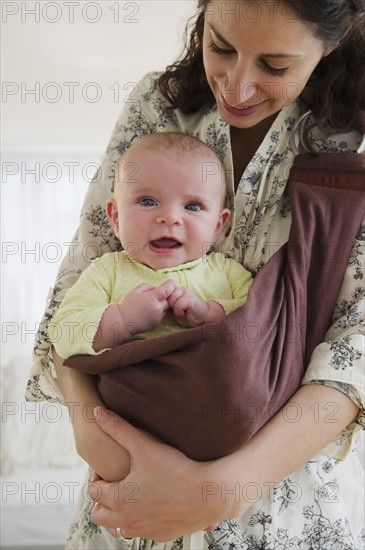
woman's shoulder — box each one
[134,70,164,99]
[295,102,365,154]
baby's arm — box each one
[93,279,179,351]
[168,287,226,328]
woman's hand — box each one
[89,408,242,542]
[74,412,131,482]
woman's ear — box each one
[106,198,120,238]
[322,43,337,58]
[214,208,231,239]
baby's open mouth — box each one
[150,238,182,249]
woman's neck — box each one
[230,113,278,190]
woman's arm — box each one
[89,383,358,542]
[52,349,131,482]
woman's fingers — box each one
[90,471,102,484]
[90,485,139,532]
[93,407,159,451]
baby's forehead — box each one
[119,140,217,163]
[119,149,223,188]
[117,146,224,187]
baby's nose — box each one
[156,214,183,226]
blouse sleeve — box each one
[301,215,365,428]
[26,71,178,403]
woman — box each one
[27,0,365,548]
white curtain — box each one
[1,149,92,474]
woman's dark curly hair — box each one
[158,0,365,130]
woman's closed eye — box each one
[260,60,289,77]
[209,41,290,77]
[209,40,235,57]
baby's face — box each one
[107,147,230,270]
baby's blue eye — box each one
[185,203,201,212]
[139,197,157,206]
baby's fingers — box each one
[167,286,186,309]
[133,283,156,293]
[172,296,190,318]
[151,280,179,302]
[158,279,180,294]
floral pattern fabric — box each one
[26,72,365,549]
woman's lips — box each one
[220,94,267,117]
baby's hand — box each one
[120,280,179,335]
[167,287,210,327]
[168,288,226,327]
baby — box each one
[50,132,253,359]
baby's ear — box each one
[214,208,231,238]
[106,198,119,236]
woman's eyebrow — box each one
[263,53,302,59]
[209,23,302,59]
[209,23,234,48]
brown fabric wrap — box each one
[66,153,365,461]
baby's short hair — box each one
[124,132,223,166]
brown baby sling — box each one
[66,148,365,461]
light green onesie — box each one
[50,251,253,359]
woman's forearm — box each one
[53,348,131,481]
[210,383,359,517]
[53,346,105,419]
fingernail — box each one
[94,406,109,422]
[89,482,102,501]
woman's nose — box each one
[224,65,260,106]
[156,213,183,226]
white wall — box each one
[2,0,196,150]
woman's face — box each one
[203,0,330,128]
